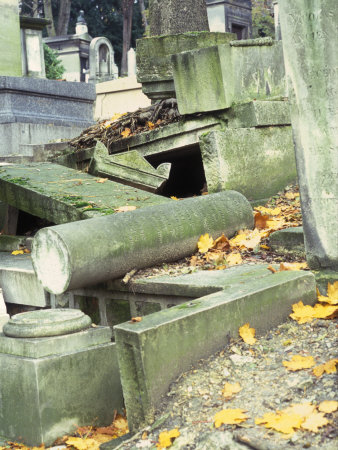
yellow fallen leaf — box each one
[290,301,337,324]
[301,412,329,432]
[317,281,338,305]
[318,401,338,413]
[121,127,131,138]
[283,403,316,418]
[255,411,302,434]
[230,229,261,250]
[130,317,142,323]
[11,250,24,255]
[260,244,270,250]
[226,252,243,267]
[239,323,256,345]
[170,196,178,200]
[279,262,308,271]
[156,429,180,449]
[214,409,248,427]
[285,192,299,200]
[282,354,315,371]
[254,211,270,229]
[66,437,99,450]
[213,234,230,251]
[255,206,281,216]
[222,382,242,398]
[147,121,155,129]
[96,178,108,183]
[197,233,214,254]
[114,205,137,213]
[313,359,338,377]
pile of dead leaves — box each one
[70,99,180,151]
[190,185,303,270]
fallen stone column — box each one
[32,191,253,294]
[279,0,338,270]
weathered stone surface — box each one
[0,252,48,307]
[269,227,305,257]
[0,163,169,224]
[279,0,338,270]
[199,127,296,202]
[89,149,171,193]
[3,309,92,338]
[0,235,28,251]
[0,290,9,331]
[32,191,253,294]
[0,1,22,77]
[136,32,235,100]
[227,100,291,128]
[114,268,316,430]
[149,0,209,36]
[173,40,286,114]
[0,325,123,446]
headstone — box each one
[0,309,123,446]
[89,37,118,84]
[149,0,209,36]
[20,16,49,78]
[0,0,22,77]
[31,190,254,294]
[127,48,137,77]
[279,0,338,270]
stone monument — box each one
[0,0,22,77]
[88,37,118,84]
[279,0,338,270]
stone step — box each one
[0,162,170,225]
[114,265,317,430]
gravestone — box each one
[89,37,118,84]
[0,0,22,76]
[149,0,209,36]
[127,48,137,77]
[279,0,338,270]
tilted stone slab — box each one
[114,268,316,430]
[32,191,254,294]
[269,227,305,257]
[173,38,286,115]
[199,127,296,202]
[0,163,170,224]
[89,149,171,193]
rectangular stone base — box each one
[0,327,124,446]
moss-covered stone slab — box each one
[89,150,171,193]
[199,127,297,202]
[136,31,235,100]
[227,100,291,128]
[173,39,286,114]
[0,163,170,224]
[114,268,316,430]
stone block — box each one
[199,126,297,203]
[0,76,95,156]
[136,32,235,100]
[0,1,22,77]
[0,162,170,224]
[227,100,291,128]
[0,235,28,252]
[114,268,316,430]
[0,310,124,446]
[269,227,305,257]
[173,39,286,115]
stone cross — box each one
[279,0,338,270]
[148,0,209,36]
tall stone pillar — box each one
[0,0,22,76]
[279,0,338,270]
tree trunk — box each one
[121,0,134,76]
[43,0,56,36]
[56,0,71,36]
[139,0,148,29]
